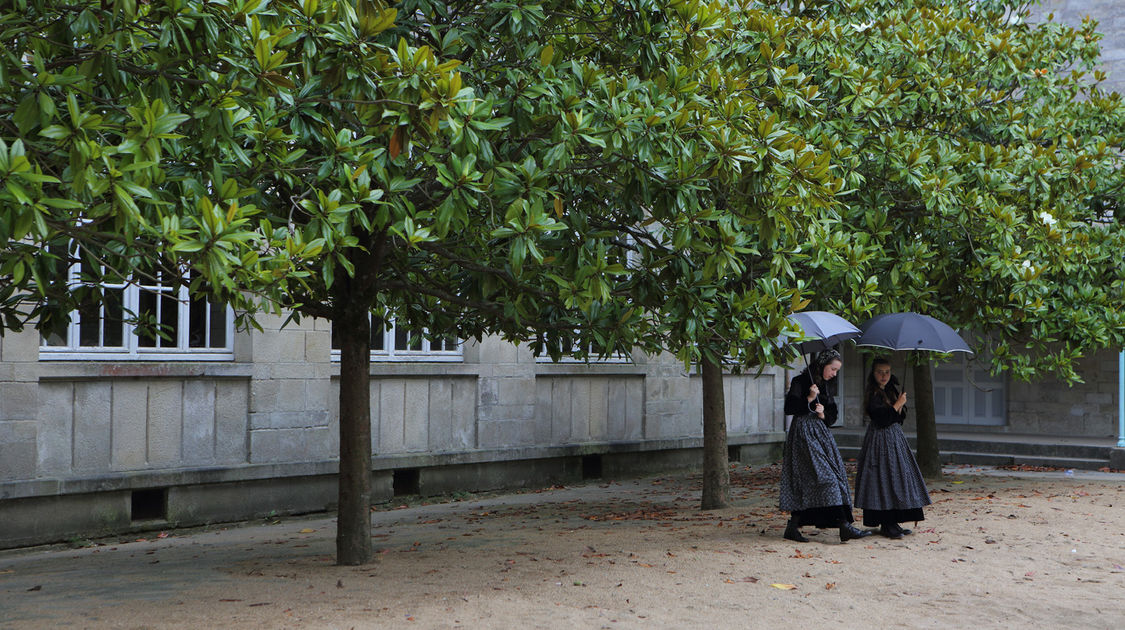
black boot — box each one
[839,522,872,542]
[783,517,809,543]
[880,522,904,539]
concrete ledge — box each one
[835,429,1116,469]
[168,475,340,525]
[534,363,648,377]
[1110,448,1125,471]
[35,362,254,380]
[0,461,341,501]
[731,441,784,465]
[416,458,582,495]
[0,435,786,550]
[377,433,784,470]
[0,491,130,549]
[943,452,1109,470]
[601,449,703,478]
[1,432,784,501]
[0,475,345,550]
[363,364,482,378]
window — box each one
[40,256,234,361]
[331,318,462,362]
[533,333,631,364]
[933,355,1006,426]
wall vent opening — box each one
[393,468,421,496]
[582,455,603,480]
[131,488,167,521]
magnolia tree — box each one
[374,0,847,509]
[777,0,1125,476]
[556,3,844,508]
[1,0,841,560]
[1,0,648,565]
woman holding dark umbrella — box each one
[853,358,931,538]
[780,348,872,543]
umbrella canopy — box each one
[785,311,861,354]
[856,313,973,354]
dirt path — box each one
[1,464,1123,629]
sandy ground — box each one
[1,464,1123,630]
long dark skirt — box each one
[854,421,932,527]
[780,414,854,528]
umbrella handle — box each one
[802,353,819,415]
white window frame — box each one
[40,262,235,362]
[534,334,632,364]
[534,347,632,364]
[331,317,463,363]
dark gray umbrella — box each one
[856,313,973,354]
[786,311,862,354]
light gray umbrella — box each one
[786,311,862,355]
[783,311,859,416]
[783,311,861,374]
[856,313,973,354]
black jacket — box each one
[866,380,907,428]
[785,371,838,426]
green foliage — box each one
[513,0,844,368]
[0,0,628,346]
[777,0,1125,381]
[3,0,1120,375]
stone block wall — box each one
[0,316,787,548]
[247,315,335,464]
[837,343,1120,438]
[1007,352,1120,438]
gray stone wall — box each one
[1008,352,1120,438]
[0,316,785,548]
[838,343,1120,438]
[0,322,40,483]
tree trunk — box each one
[335,308,373,565]
[912,361,943,480]
[700,356,730,510]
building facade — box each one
[836,347,1122,440]
[0,316,788,549]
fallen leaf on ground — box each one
[770,583,797,590]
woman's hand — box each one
[807,383,820,402]
[894,391,907,412]
[814,402,825,418]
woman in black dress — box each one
[853,358,931,539]
[780,348,872,543]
